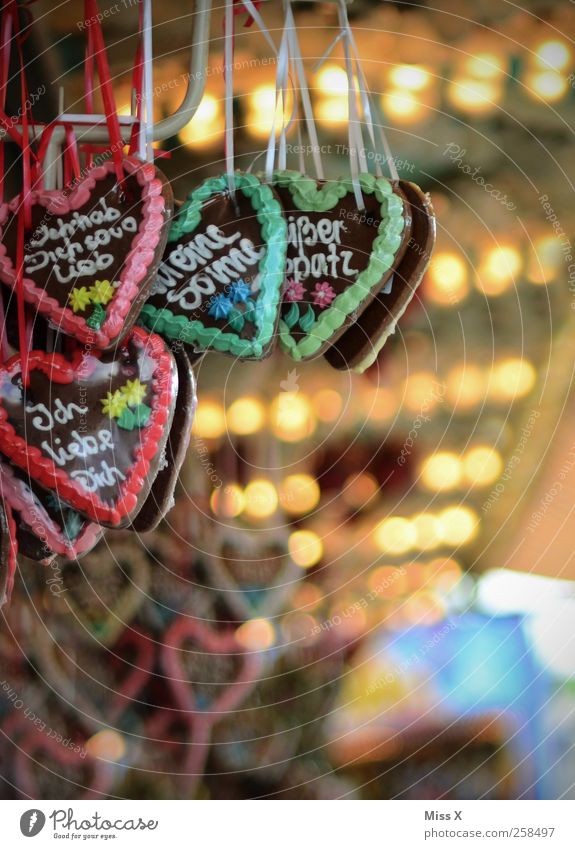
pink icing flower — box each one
[284,278,305,302]
[312,281,336,309]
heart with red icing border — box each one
[0,327,177,527]
[0,156,173,350]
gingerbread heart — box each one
[161,617,262,717]
[0,497,17,606]
[131,348,196,532]
[0,460,102,561]
[325,180,436,372]
[57,536,151,644]
[139,172,287,359]
[0,326,177,527]
[0,156,173,349]
[11,711,115,799]
[31,626,155,732]
[273,171,410,361]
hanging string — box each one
[284,1,323,181]
[223,0,235,196]
[85,0,125,185]
[141,0,154,163]
[265,17,289,183]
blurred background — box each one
[2,0,575,800]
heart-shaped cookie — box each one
[0,461,102,562]
[57,536,151,644]
[325,180,436,372]
[130,348,196,532]
[0,156,173,349]
[0,326,177,527]
[0,497,17,606]
[273,170,410,361]
[161,617,262,717]
[139,172,287,359]
[11,711,115,799]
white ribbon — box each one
[141,0,154,163]
[285,1,324,180]
[265,21,289,182]
[224,0,235,195]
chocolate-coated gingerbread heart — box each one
[0,497,17,606]
[325,180,436,372]
[0,326,177,527]
[0,157,173,349]
[274,170,410,361]
[0,460,102,561]
[140,172,286,359]
[131,348,196,532]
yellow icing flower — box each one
[101,390,127,418]
[70,287,92,313]
[90,280,116,305]
[121,378,147,406]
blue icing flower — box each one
[227,279,252,304]
[208,294,233,320]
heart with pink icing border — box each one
[0,156,173,350]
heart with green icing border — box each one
[273,170,407,361]
[139,172,287,359]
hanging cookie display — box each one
[274,170,409,361]
[140,172,286,359]
[0,327,178,528]
[140,1,286,360]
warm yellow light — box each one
[269,392,316,442]
[389,64,431,91]
[534,40,571,72]
[247,84,292,138]
[427,557,463,592]
[243,479,278,519]
[464,446,503,487]
[316,97,348,126]
[313,388,343,422]
[382,89,424,123]
[446,364,485,410]
[374,516,417,555]
[368,565,407,598]
[527,235,562,284]
[404,372,440,413]
[413,513,443,551]
[403,590,445,625]
[179,94,223,147]
[289,530,324,568]
[477,245,522,296]
[490,358,536,401]
[420,452,463,491]
[448,78,500,114]
[365,387,396,421]
[527,71,568,102]
[193,399,226,439]
[427,252,469,305]
[342,472,379,509]
[86,729,126,761]
[280,474,321,515]
[464,53,505,81]
[316,63,348,96]
[227,397,265,435]
[235,617,275,650]
[210,484,245,518]
[437,505,479,546]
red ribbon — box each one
[84,0,124,184]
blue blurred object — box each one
[382,613,552,799]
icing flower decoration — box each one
[101,390,128,418]
[121,379,147,406]
[284,278,305,302]
[208,294,233,320]
[90,280,116,305]
[70,286,92,313]
[312,281,336,309]
[228,279,252,304]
